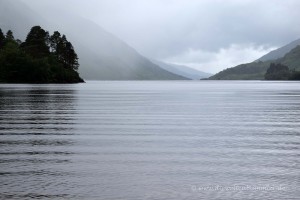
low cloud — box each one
[165,44,277,73]
[23,0,300,73]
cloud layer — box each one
[165,44,276,73]
[23,0,300,72]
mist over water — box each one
[0,81,299,199]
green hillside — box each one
[279,45,300,70]
[209,45,300,80]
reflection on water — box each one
[0,86,76,134]
[0,85,77,199]
[0,81,299,200]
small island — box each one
[0,26,84,83]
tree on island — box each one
[21,26,50,58]
[0,26,84,83]
[0,29,5,49]
[50,33,79,71]
[5,30,15,41]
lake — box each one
[0,81,299,200]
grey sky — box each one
[24,0,300,73]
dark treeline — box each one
[0,26,84,83]
[265,63,300,80]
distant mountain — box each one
[47,15,186,80]
[209,40,300,80]
[151,60,212,80]
[257,38,300,62]
[0,0,185,80]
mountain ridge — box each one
[257,38,300,62]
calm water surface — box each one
[0,81,299,200]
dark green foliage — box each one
[265,63,290,80]
[264,63,300,80]
[0,28,4,49]
[279,45,300,71]
[49,31,61,53]
[64,41,79,70]
[21,26,50,58]
[0,26,84,83]
[5,30,14,41]
[49,32,79,71]
[57,35,79,70]
[289,71,300,80]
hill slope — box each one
[0,0,185,80]
[0,0,44,39]
[209,43,300,80]
[278,45,300,70]
[208,61,272,80]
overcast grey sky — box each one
[24,0,300,73]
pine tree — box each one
[65,41,79,70]
[5,30,15,41]
[54,35,79,70]
[21,26,50,58]
[49,31,61,53]
[0,28,5,49]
